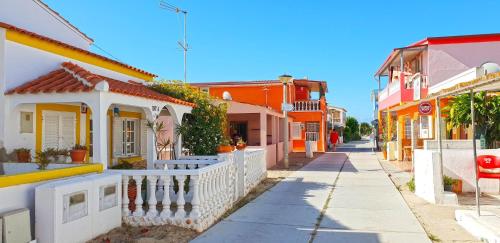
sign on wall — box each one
[418,101,432,115]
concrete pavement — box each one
[192,140,431,243]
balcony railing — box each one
[293,100,321,112]
[378,73,428,106]
[113,150,267,232]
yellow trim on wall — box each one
[119,111,142,119]
[36,104,81,153]
[0,164,103,188]
[6,30,154,81]
[85,109,92,162]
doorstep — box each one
[455,210,500,242]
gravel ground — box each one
[88,152,322,243]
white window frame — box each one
[122,119,139,156]
[291,122,302,140]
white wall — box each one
[4,41,144,92]
[4,103,36,153]
[428,41,500,86]
[0,28,5,147]
[0,0,91,49]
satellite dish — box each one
[480,62,500,75]
[222,91,232,101]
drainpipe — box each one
[436,97,444,202]
[471,90,480,216]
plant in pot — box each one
[35,151,50,170]
[452,179,462,194]
[56,149,69,163]
[443,175,454,192]
[70,144,87,163]
[14,148,31,162]
[217,137,234,153]
[44,148,58,163]
[236,138,247,150]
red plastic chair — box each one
[477,155,500,179]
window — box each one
[20,112,33,133]
[122,119,137,156]
[306,122,320,141]
[291,122,302,139]
[201,87,209,94]
[419,116,432,139]
[404,117,411,139]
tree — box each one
[149,81,228,155]
[346,116,361,141]
[443,92,500,148]
[360,122,373,136]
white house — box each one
[0,0,193,169]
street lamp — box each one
[279,74,293,168]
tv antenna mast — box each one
[159,1,188,82]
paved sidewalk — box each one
[192,140,431,243]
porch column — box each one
[260,112,266,147]
[91,102,109,169]
[144,108,157,169]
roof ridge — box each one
[61,62,97,88]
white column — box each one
[91,101,109,169]
[144,109,157,169]
[259,112,266,147]
[0,29,6,147]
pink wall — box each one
[227,113,261,146]
[428,41,500,86]
[266,144,277,168]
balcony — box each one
[378,72,428,110]
[293,100,321,112]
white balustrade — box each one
[114,148,266,232]
[293,100,321,111]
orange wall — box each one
[289,111,326,152]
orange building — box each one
[191,78,329,153]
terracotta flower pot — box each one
[128,181,137,212]
[217,145,234,153]
[16,151,31,162]
[236,144,246,150]
[452,180,462,194]
[70,149,86,163]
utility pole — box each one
[159,1,188,82]
[279,74,293,169]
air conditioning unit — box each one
[84,173,122,237]
[0,208,32,243]
[35,176,93,243]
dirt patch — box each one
[89,152,322,243]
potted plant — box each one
[35,151,50,170]
[443,175,454,192]
[236,138,247,150]
[56,149,69,163]
[70,144,87,163]
[44,148,58,163]
[217,137,234,153]
[14,148,31,162]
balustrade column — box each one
[122,177,130,216]
[133,176,144,217]
[160,175,171,219]
[146,175,158,217]
[175,175,186,220]
[190,175,201,223]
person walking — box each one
[329,129,339,151]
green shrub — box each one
[407,177,415,192]
[150,81,227,155]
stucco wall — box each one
[428,41,500,86]
[227,113,261,146]
[0,0,91,49]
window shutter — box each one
[42,112,60,150]
[291,122,302,140]
[113,118,123,157]
[140,120,148,157]
[60,113,76,149]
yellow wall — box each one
[6,29,154,81]
[0,164,103,188]
[35,104,81,153]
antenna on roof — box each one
[159,1,188,83]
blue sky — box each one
[45,0,500,122]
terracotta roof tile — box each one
[0,22,157,78]
[6,62,194,107]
